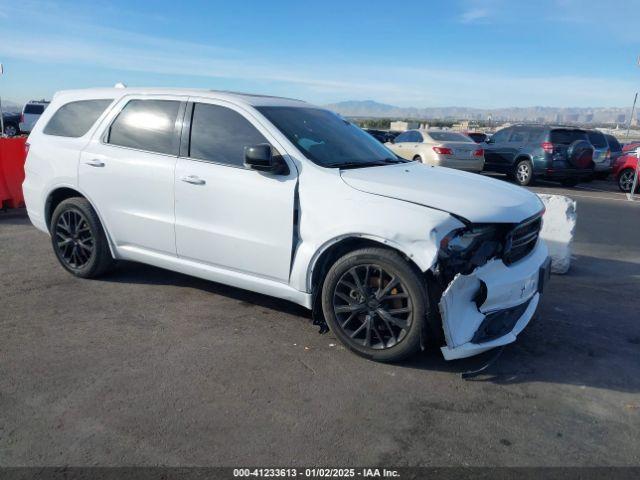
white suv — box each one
[23,88,550,362]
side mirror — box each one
[244,144,287,174]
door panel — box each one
[78,96,185,255]
[174,99,297,282]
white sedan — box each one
[387,130,485,172]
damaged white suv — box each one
[23,88,551,362]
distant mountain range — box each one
[324,100,636,124]
[0,100,22,113]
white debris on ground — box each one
[537,194,577,274]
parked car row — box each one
[377,123,638,191]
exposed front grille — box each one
[503,214,542,265]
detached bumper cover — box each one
[439,240,550,360]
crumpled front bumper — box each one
[438,240,550,360]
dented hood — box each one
[340,162,543,223]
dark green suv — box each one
[483,125,594,186]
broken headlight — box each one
[438,225,503,278]
[440,225,498,255]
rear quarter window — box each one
[43,99,114,138]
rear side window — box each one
[43,99,113,138]
[24,104,45,114]
[606,135,622,152]
[189,103,268,167]
[550,129,587,145]
[586,131,608,148]
[395,131,411,143]
[107,100,181,155]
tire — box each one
[3,123,18,137]
[413,155,423,163]
[560,178,580,187]
[618,168,637,193]
[321,247,427,362]
[50,197,114,278]
[513,159,534,186]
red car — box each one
[613,153,640,192]
[622,141,640,153]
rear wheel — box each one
[513,159,534,186]
[50,197,114,278]
[413,155,423,163]
[321,248,427,362]
[618,168,637,193]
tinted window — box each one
[43,99,113,138]
[586,130,608,148]
[550,129,588,145]
[509,129,529,143]
[409,131,423,142]
[394,132,412,143]
[257,106,400,167]
[107,100,180,155]
[24,104,45,114]
[467,132,487,143]
[490,128,511,143]
[428,131,473,142]
[189,103,268,167]
[606,135,622,152]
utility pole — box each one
[0,63,4,137]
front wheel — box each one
[321,248,427,362]
[618,168,637,193]
[3,123,18,137]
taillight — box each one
[606,149,611,159]
[541,142,554,154]
[25,143,30,156]
[473,148,484,157]
[433,146,453,155]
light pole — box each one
[631,58,640,201]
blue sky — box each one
[0,0,639,107]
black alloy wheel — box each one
[50,197,114,278]
[54,209,95,269]
[321,248,427,362]
[333,264,412,349]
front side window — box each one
[490,128,511,143]
[43,99,113,138]
[107,99,181,155]
[189,103,268,167]
[257,107,401,168]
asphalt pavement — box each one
[1,178,639,467]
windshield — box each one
[427,131,473,142]
[257,106,403,168]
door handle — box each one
[180,175,206,185]
[85,159,105,167]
